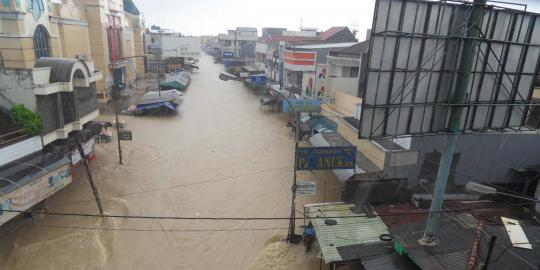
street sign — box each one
[297,181,316,195]
[282,98,321,113]
[250,74,267,86]
[296,146,356,171]
[119,130,132,141]
[222,51,234,59]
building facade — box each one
[0,0,146,100]
[218,27,258,60]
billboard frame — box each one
[358,0,540,140]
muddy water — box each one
[0,53,342,270]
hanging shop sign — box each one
[119,130,133,141]
[296,181,316,195]
[70,138,95,165]
[296,146,356,171]
[282,98,321,113]
[250,74,267,86]
[222,51,234,59]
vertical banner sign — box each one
[278,41,285,88]
[296,146,357,171]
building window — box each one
[117,28,123,58]
[33,25,51,59]
[350,67,359,78]
[107,24,123,62]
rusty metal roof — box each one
[305,202,390,263]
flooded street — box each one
[0,53,342,270]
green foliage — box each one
[10,104,43,135]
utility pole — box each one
[419,0,486,245]
[112,68,124,165]
[76,137,104,214]
[157,30,164,96]
[288,107,301,243]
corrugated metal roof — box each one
[305,202,390,263]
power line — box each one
[49,164,292,207]
[3,201,536,221]
[25,224,294,233]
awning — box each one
[309,132,364,182]
[305,202,391,264]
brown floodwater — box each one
[0,53,343,270]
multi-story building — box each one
[0,0,146,101]
[0,0,142,225]
[218,27,258,60]
[145,25,201,73]
[255,26,358,88]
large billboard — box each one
[359,0,540,139]
[160,36,201,59]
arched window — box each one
[33,25,51,59]
[107,26,123,61]
[117,28,123,58]
[107,26,115,61]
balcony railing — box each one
[0,129,29,148]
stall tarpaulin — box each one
[0,163,72,224]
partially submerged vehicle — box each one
[159,71,191,91]
[132,89,183,115]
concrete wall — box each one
[382,133,540,190]
[36,94,61,134]
[0,68,37,111]
[333,90,361,117]
[74,83,98,117]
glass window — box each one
[33,25,51,59]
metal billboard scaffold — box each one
[358,0,540,246]
[359,0,540,139]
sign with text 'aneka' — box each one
[296,146,356,171]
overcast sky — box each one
[134,0,540,38]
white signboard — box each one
[297,181,316,195]
[70,138,95,165]
[0,164,72,224]
[160,36,201,59]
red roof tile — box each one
[320,26,347,40]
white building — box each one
[218,27,258,59]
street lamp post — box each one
[218,72,302,243]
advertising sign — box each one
[119,130,133,141]
[282,98,321,113]
[297,182,316,195]
[223,51,234,59]
[160,36,201,59]
[250,74,267,86]
[296,146,356,171]
[0,164,72,224]
[70,138,95,165]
